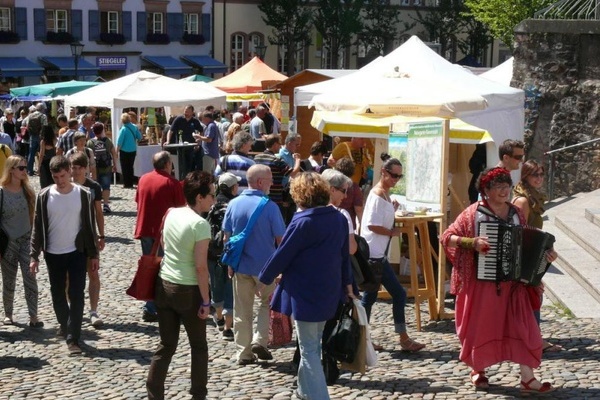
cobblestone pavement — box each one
[1,179,600,400]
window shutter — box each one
[123,11,132,41]
[89,10,100,41]
[167,13,183,41]
[14,8,27,40]
[33,8,46,41]
[137,12,146,41]
[71,9,82,40]
[202,13,210,42]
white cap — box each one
[218,172,241,188]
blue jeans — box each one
[295,320,330,400]
[208,259,233,315]
[361,258,407,334]
[140,237,164,315]
[45,251,87,344]
[28,136,40,175]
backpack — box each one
[27,112,43,138]
[90,137,111,168]
[206,201,228,261]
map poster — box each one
[406,121,444,204]
[389,131,408,196]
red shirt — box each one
[134,169,185,239]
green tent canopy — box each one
[180,74,213,83]
[10,80,101,98]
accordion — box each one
[476,222,556,286]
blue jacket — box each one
[259,206,352,322]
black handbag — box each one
[0,188,9,257]
[356,234,391,292]
[325,302,360,363]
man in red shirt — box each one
[134,151,185,321]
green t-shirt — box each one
[159,207,211,285]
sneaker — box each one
[142,310,158,322]
[68,342,82,355]
[103,204,111,214]
[237,356,257,366]
[212,315,225,331]
[90,312,104,328]
[251,344,273,360]
[222,328,234,341]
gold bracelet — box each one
[459,237,475,250]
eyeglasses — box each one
[385,169,403,180]
[490,184,511,191]
[530,173,544,178]
[511,154,524,161]
[13,166,27,171]
[334,186,348,195]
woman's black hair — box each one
[380,152,402,169]
[42,125,56,144]
[183,171,214,206]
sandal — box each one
[470,371,489,390]
[520,378,556,394]
[3,316,13,325]
[400,338,426,352]
[542,341,563,353]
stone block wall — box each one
[513,20,600,197]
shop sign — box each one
[97,56,127,70]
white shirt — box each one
[46,185,82,254]
[361,191,395,258]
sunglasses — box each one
[13,166,27,171]
[385,169,404,179]
[511,154,524,161]
[334,186,348,195]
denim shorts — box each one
[97,172,112,190]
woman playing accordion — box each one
[441,167,557,394]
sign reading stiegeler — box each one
[97,56,127,70]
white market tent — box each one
[64,70,227,143]
[480,57,514,87]
[299,36,524,163]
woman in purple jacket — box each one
[258,172,354,400]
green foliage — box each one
[314,0,364,68]
[362,0,414,55]
[259,0,313,75]
[464,0,555,49]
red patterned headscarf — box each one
[477,167,512,196]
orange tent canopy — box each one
[210,57,287,93]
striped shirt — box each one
[253,150,291,204]
[214,152,255,190]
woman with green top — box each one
[146,171,215,400]
[512,159,562,353]
[116,113,141,189]
[0,155,43,327]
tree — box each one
[464,0,554,50]
[361,0,414,56]
[412,0,469,61]
[259,0,313,76]
[459,17,493,63]
[314,0,364,68]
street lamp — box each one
[70,41,84,81]
[254,44,267,61]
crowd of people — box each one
[0,99,560,399]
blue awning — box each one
[141,56,192,76]
[0,57,44,77]
[181,55,228,74]
[39,57,98,76]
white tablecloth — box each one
[134,145,162,177]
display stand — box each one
[163,143,199,180]
[394,212,443,331]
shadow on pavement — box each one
[108,211,137,218]
[101,321,158,336]
[0,356,50,371]
[80,344,153,364]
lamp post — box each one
[70,41,84,81]
[254,44,267,61]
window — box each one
[277,45,305,74]
[184,13,199,35]
[248,33,263,59]
[107,11,119,34]
[231,34,245,71]
[0,8,11,31]
[47,9,68,32]
[147,12,163,34]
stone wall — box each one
[513,20,600,198]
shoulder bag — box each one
[0,188,9,257]
[325,301,360,363]
[221,196,269,272]
[357,236,391,293]
[126,208,171,301]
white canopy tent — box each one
[480,57,514,86]
[64,70,227,143]
[299,37,524,164]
